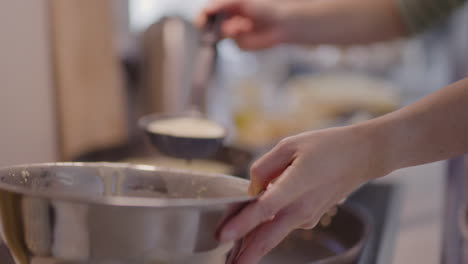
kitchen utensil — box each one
[225,178,367,264]
[260,204,371,264]
[190,13,224,112]
[70,146,372,264]
[226,238,243,264]
[0,163,255,264]
[140,17,199,115]
[139,113,227,160]
[227,204,370,264]
[141,13,226,160]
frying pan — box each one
[261,204,371,264]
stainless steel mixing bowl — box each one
[0,163,253,264]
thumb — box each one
[249,139,296,195]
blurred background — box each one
[0,0,459,165]
[0,0,467,263]
[0,0,457,165]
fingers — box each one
[222,16,253,37]
[249,139,297,195]
[194,0,245,28]
[233,206,303,264]
[220,163,307,243]
[194,0,283,50]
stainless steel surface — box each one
[138,15,226,160]
[0,163,253,264]
[442,157,465,264]
[140,17,199,115]
[351,183,400,264]
[457,157,468,263]
[225,198,252,264]
[226,238,243,264]
[139,113,226,160]
[72,141,253,179]
[0,203,370,264]
[442,5,468,263]
[138,14,225,160]
[260,205,371,264]
[459,202,468,263]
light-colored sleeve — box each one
[397,0,467,33]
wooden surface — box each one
[49,0,128,160]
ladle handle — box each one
[202,13,225,45]
[190,13,225,113]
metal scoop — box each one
[139,112,226,160]
[141,14,226,160]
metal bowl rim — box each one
[0,162,255,208]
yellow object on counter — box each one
[233,72,400,149]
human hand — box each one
[195,0,297,50]
[219,124,389,264]
[196,0,408,49]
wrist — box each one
[351,117,398,181]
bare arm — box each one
[375,78,468,173]
[199,0,467,49]
[280,0,408,45]
[197,0,408,49]
[219,79,468,264]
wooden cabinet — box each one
[49,0,128,160]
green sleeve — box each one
[397,0,467,34]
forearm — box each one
[281,0,408,45]
[367,78,468,175]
